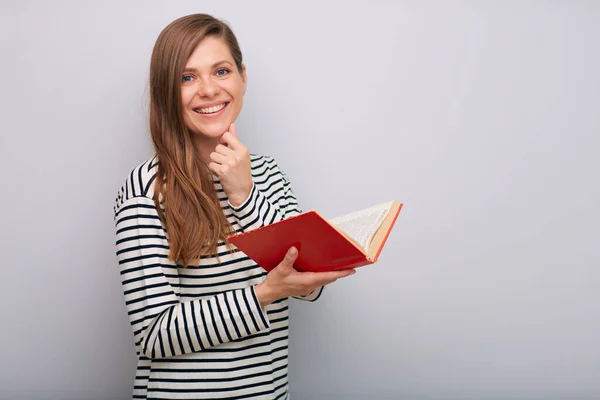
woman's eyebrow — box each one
[184,60,233,72]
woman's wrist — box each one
[227,188,251,207]
[255,281,279,307]
[226,180,254,208]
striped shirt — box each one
[113,154,322,400]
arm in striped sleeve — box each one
[115,195,271,359]
[229,156,301,232]
[226,157,324,302]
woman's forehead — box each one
[186,37,233,67]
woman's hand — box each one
[208,123,253,207]
[255,247,357,306]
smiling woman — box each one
[113,13,355,400]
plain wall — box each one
[1,1,598,399]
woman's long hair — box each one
[149,14,243,266]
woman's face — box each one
[181,36,247,142]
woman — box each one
[114,14,355,399]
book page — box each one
[328,201,393,251]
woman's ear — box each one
[241,64,248,95]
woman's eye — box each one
[182,75,193,82]
[216,68,230,77]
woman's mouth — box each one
[194,102,229,115]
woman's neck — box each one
[193,136,220,166]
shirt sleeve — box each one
[228,157,301,232]
[294,287,324,302]
[227,156,324,302]
[115,195,271,360]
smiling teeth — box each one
[196,103,227,114]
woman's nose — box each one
[197,78,220,98]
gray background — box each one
[1,1,599,399]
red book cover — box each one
[228,202,402,272]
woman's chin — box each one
[189,123,230,141]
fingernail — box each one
[289,247,297,257]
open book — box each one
[227,200,403,272]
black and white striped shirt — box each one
[114,154,322,400]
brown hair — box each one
[149,14,243,266]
